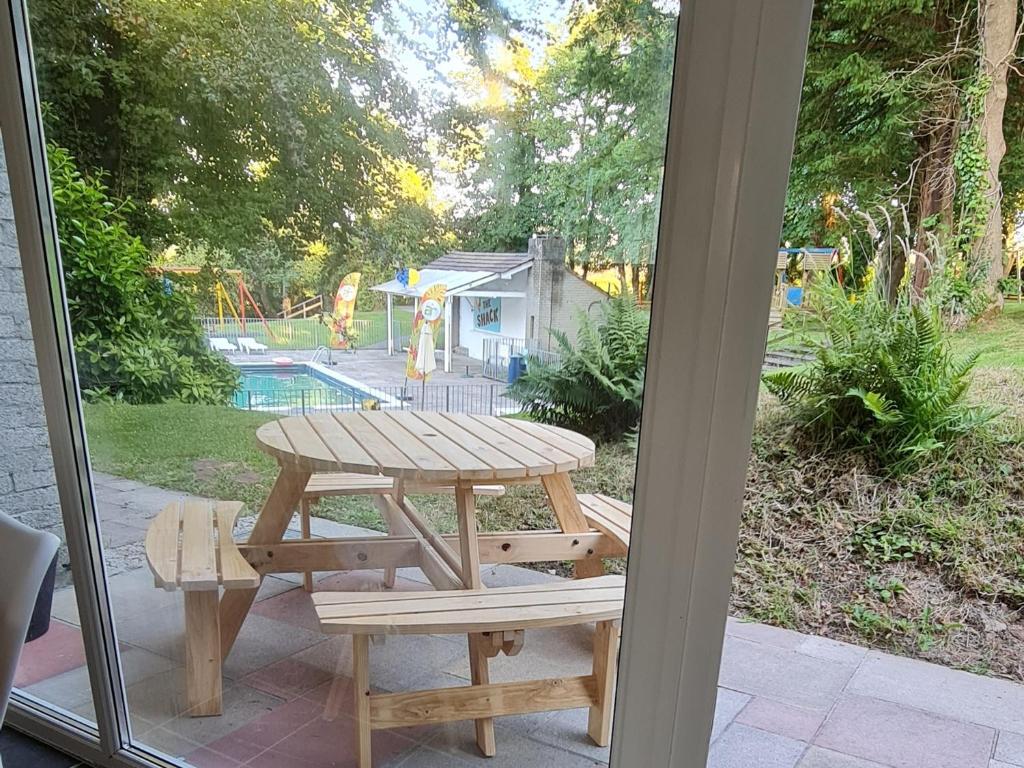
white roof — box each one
[371,269,500,298]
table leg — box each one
[301,497,314,592]
[455,483,496,756]
[541,473,605,578]
[184,590,221,716]
[220,466,311,659]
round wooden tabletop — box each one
[256,411,595,481]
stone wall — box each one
[525,234,609,350]
[0,141,63,542]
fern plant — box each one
[508,294,649,437]
[763,278,995,471]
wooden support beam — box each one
[238,531,617,574]
[374,495,462,590]
[368,675,598,730]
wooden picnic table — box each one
[218,411,607,664]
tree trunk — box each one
[616,262,627,294]
[974,0,1018,309]
[630,263,641,297]
[911,100,958,295]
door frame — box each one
[0,0,812,765]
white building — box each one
[372,234,609,372]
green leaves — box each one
[763,277,995,471]
[508,294,649,437]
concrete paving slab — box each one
[797,747,889,767]
[737,697,826,742]
[707,723,806,768]
[424,720,607,766]
[996,731,1024,766]
[815,694,995,768]
[712,688,752,741]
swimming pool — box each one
[232,362,398,412]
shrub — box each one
[508,294,648,437]
[762,278,995,471]
[50,144,238,404]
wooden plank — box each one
[369,676,598,730]
[314,575,625,605]
[578,494,632,550]
[278,417,339,471]
[455,484,483,589]
[354,412,458,481]
[334,412,420,478]
[468,414,583,472]
[373,495,462,591]
[441,413,557,476]
[542,473,605,578]
[304,472,507,498]
[213,501,260,589]
[588,620,619,746]
[415,411,530,480]
[353,635,372,768]
[305,413,381,476]
[317,601,625,635]
[314,587,625,621]
[179,500,219,590]
[386,412,497,480]
[499,418,595,468]
[240,531,617,573]
[145,502,182,591]
[184,590,222,716]
[468,633,496,756]
[219,467,310,659]
[300,497,313,593]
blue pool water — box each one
[232,364,385,412]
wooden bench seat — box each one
[144,499,257,716]
[313,575,625,767]
[577,493,632,555]
[299,473,507,592]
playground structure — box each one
[770,247,838,325]
[153,266,280,343]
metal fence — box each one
[201,314,440,352]
[480,336,562,381]
[233,382,519,416]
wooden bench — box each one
[313,575,625,768]
[144,499,259,716]
[299,473,507,591]
[577,493,632,555]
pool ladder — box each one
[310,346,329,364]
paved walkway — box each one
[20,472,1024,768]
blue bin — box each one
[508,355,527,384]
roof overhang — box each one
[371,269,499,298]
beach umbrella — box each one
[415,321,437,380]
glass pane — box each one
[24,0,677,763]
[1,144,92,728]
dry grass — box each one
[734,370,1024,681]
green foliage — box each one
[508,295,649,437]
[763,278,995,470]
[952,75,993,254]
[50,144,237,404]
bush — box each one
[508,294,648,437]
[762,279,995,471]
[50,145,238,404]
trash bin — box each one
[508,354,527,384]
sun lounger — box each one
[209,337,237,352]
[237,337,268,354]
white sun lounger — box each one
[237,337,268,354]
[209,337,237,352]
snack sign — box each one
[472,297,501,332]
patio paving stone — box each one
[240,657,335,701]
[994,763,1021,768]
[848,651,1024,734]
[201,696,325,763]
[814,694,995,768]
[711,688,752,741]
[717,634,860,710]
[706,723,807,768]
[796,746,889,767]
[524,705,612,762]
[442,624,593,684]
[423,720,607,767]
[996,730,1024,766]
[736,697,826,742]
[14,620,86,687]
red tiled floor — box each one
[184,746,244,768]
[245,715,419,768]
[14,621,87,687]
[242,657,334,701]
[315,572,432,594]
[202,696,324,763]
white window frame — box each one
[0,0,812,766]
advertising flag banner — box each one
[331,272,360,349]
[406,284,446,381]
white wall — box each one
[456,271,529,359]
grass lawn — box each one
[205,307,416,351]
